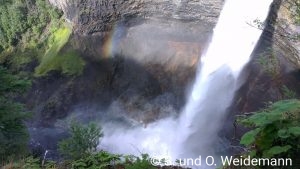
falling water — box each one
[42,150,49,166]
[175,0,273,160]
[100,0,272,168]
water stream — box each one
[100,0,272,168]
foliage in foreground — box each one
[58,122,104,160]
[71,152,157,169]
[124,153,156,169]
[56,121,156,169]
[238,99,300,159]
[1,152,159,169]
[71,151,122,169]
[0,66,31,162]
[1,119,157,169]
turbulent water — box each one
[100,0,272,168]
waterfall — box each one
[175,0,273,160]
[100,0,272,168]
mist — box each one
[98,0,272,168]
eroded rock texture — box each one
[28,0,223,124]
[26,0,225,155]
[27,0,300,157]
[273,0,300,68]
[28,0,223,134]
[49,0,222,34]
[227,0,300,152]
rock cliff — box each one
[27,0,224,153]
[49,0,222,34]
[273,0,300,68]
[41,0,300,135]
[228,0,300,151]
[236,0,300,113]
[29,0,300,156]
[34,0,224,124]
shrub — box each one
[0,0,62,50]
[35,27,85,77]
[281,85,297,99]
[58,121,103,160]
[124,154,156,169]
[1,156,58,169]
[0,0,64,72]
[0,66,31,162]
[256,48,280,79]
[72,151,121,169]
[238,99,300,159]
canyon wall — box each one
[30,0,224,127]
[28,0,300,155]
[229,0,300,149]
[49,0,222,34]
[273,0,300,68]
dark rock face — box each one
[29,0,300,157]
[225,0,300,152]
[272,0,300,68]
[235,0,300,113]
[27,0,224,155]
[31,0,225,126]
[50,0,223,34]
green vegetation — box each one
[124,154,156,169]
[1,152,158,169]
[35,27,85,76]
[0,0,63,71]
[2,156,58,169]
[281,85,297,99]
[294,0,300,24]
[58,121,104,160]
[0,0,85,76]
[56,122,156,169]
[71,151,121,169]
[0,66,31,162]
[256,48,298,101]
[0,0,62,50]
[256,48,280,79]
[238,99,300,159]
[1,1,298,169]
[1,120,157,168]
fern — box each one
[71,151,121,169]
[124,154,156,169]
[281,85,297,99]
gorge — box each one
[25,0,300,164]
[0,0,300,168]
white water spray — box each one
[175,0,273,159]
[100,0,272,167]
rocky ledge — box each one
[49,0,223,34]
